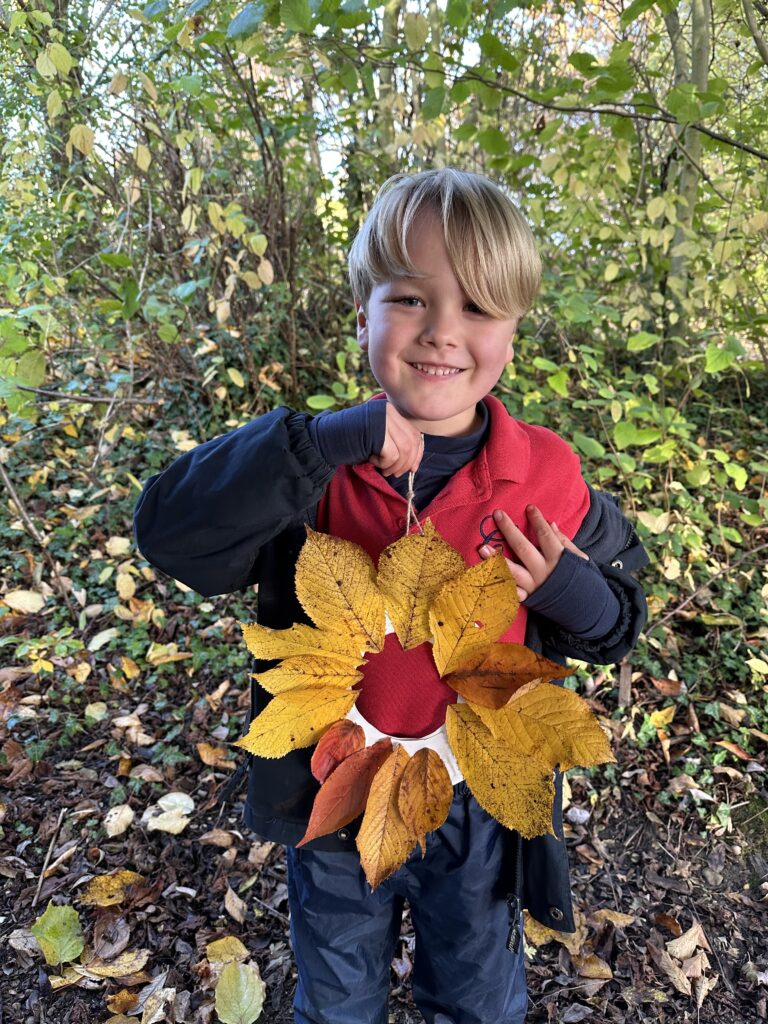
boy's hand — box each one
[369,403,424,478]
[478,504,588,601]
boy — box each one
[135,169,647,1024]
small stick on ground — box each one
[32,808,67,909]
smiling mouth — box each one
[409,362,465,377]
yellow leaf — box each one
[249,233,268,256]
[3,590,45,613]
[208,201,226,233]
[572,952,613,979]
[446,703,554,839]
[397,748,453,838]
[69,124,94,157]
[377,519,465,649]
[650,705,676,729]
[47,90,62,122]
[48,42,74,75]
[134,144,151,171]
[217,299,231,325]
[253,655,363,695]
[109,71,129,94]
[76,948,150,977]
[356,745,413,889]
[241,271,262,290]
[234,686,358,758]
[116,572,136,600]
[214,961,266,1024]
[137,70,158,102]
[258,258,274,285]
[207,936,250,964]
[36,51,56,78]
[121,656,140,678]
[430,554,519,676]
[240,621,363,665]
[295,529,386,654]
[475,682,615,772]
[227,367,244,387]
[196,742,235,769]
[445,643,568,708]
[106,536,132,557]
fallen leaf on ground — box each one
[80,869,144,907]
[214,960,266,1024]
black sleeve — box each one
[536,487,648,665]
[133,408,335,597]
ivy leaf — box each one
[445,644,568,709]
[430,553,519,676]
[295,528,386,654]
[214,961,266,1024]
[310,719,366,783]
[234,686,358,758]
[377,518,465,650]
[446,704,555,838]
[30,902,85,966]
[474,681,616,772]
[356,745,413,889]
[255,655,363,697]
[299,737,393,845]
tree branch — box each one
[743,0,768,65]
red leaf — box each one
[310,719,366,783]
[298,738,393,847]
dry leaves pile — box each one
[237,522,615,887]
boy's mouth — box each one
[409,362,464,377]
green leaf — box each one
[568,51,597,76]
[476,128,508,156]
[120,278,140,319]
[15,349,45,387]
[48,42,75,75]
[725,462,747,490]
[446,0,470,30]
[227,3,265,38]
[283,0,313,33]
[30,902,84,966]
[421,87,445,121]
[547,369,569,397]
[306,394,337,410]
[99,252,133,268]
[666,84,701,123]
[620,0,656,27]
[614,422,661,449]
[627,331,659,352]
[705,343,738,374]
[572,432,606,458]
[404,12,429,50]
[158,323,178,343]
[143,0,170,18]
[215,961,265,1024]
[478,32,520,72]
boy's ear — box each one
[506,320,518,362]
[355,301,369,352]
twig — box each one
[32,807,67,909]
[251,893,290,926]
[14,384,159,406]
[0,460,76,621]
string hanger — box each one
[404,434,425,536]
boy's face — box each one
[356,213,518,437]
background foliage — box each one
[1,0,768,1014]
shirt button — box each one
[337,828,350,841]
[611,559,624,570]
[549,906,564,921]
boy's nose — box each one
[419,318,457,348]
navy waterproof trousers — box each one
[285,782,528,1024]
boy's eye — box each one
[392,295,422,306]
[466,303,486,315]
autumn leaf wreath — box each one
[236,520,614,889]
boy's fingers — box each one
[492,509,543,571]
[525,505,563,561]
[552,522,589,560]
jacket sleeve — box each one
[536,487,648,665]
[133,408,334,597]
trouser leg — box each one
[406,786,528,1024]
[285,846,403,1024]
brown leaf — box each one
[298,738,393,847]
[356,745,413,889]
[397,749,453,838]
[588,909,635,929]
[666,920,711,959]
[718,703,746,728]
[524,909,588,955]
[648,942,692,996]
[106,990,139,1013]
[310,719,366,783]
[198,829,235,848]
[714,740,753,761]
[196,742,235,770]
[651,676,683,696]
[572,953,613,979]
[445,643,567,708]
[653,911,683,937]
[224,884,246,924]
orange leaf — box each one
[445,643,568,708]
[356,745,414,889]
[310,719,366,783]
[298,738,393,847]
[397,749,453,839]
[714,740,753,761]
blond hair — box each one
[348,168,541,320]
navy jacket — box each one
[134,406,648,932]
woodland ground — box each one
[1,644,767,1024]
